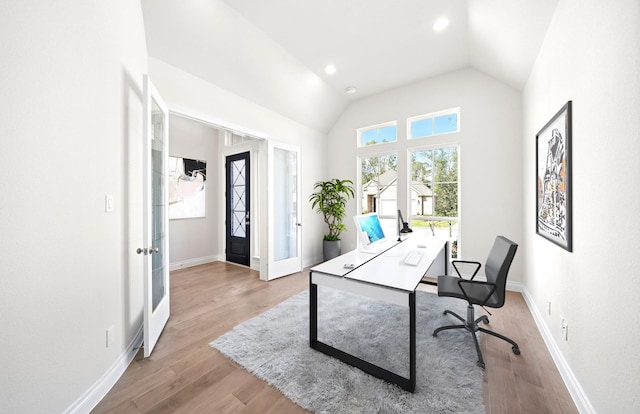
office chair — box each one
[433,235,520,368]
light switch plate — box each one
[106,325,115,347]
[105,195,114,212]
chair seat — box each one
[437,275,500,308]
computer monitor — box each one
[354,213,387,251]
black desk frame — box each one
[309,279,416,392]
[308,241,448,393]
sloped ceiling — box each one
[142,0,558,133]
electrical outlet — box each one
[106,326,115,348]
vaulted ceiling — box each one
[142,0,558,132]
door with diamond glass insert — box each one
[226,152,250,266]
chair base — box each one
[433,305,520,369]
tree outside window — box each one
[410,147,459,256]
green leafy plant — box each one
[309,178,355,241]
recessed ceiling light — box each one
[432,17,449,32]
[345,86,358,94]
[324,64,336,75]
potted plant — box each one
[309,178,355,261]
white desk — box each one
[309,236,449,392]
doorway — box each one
[225,151,251,266]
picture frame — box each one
[536,101,572,251]
[168,156,207,219]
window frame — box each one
[407,145,460,251]
[357,120,398,148]
[407,107,460,140]
[355,109,462,257]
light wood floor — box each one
[92,262,578,414]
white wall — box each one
[0,1,148,413]
[168,115,221,268]
[522,1,640,412]
[327,68,523,277]
[148,58,328,267]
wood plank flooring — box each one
[92,262,578,414]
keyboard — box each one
[403,251,423,266]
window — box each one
[355,109,461,257]
[409,108,459,139]
[358,122,397,147]
[409,146,459,256]
[360,153,398,236]
[360,153,398,215]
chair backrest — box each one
[484,236,518,308]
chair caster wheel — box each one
[512,347,521,355]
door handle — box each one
[136,247,159,255]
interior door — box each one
[141,76,170,358]
[267,141,302,279]
[226,151,251,266]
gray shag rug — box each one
[210,287,484,413]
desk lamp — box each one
[397,210,413,241]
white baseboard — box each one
[170,255,219,271]
[304,255,324,269]
[64,326,143,414]
[519,285,596,414]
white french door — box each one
[267,141,302,279]
[141,76,170,357]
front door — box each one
[141,76,170,358]
[226,152,250,266]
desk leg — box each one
[409,291,416,392]
[309,275,416,393]
[445,240,450,275]
[310,275,317,346]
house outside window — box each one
[360,153,398,238]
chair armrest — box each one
[457,279,497,306]
[452,260,482,280]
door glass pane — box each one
[231,159,247,238]
[151,99,165,311]
[274,148,298,261]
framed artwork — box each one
[168,156,207,219]
[536,101,572,251]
